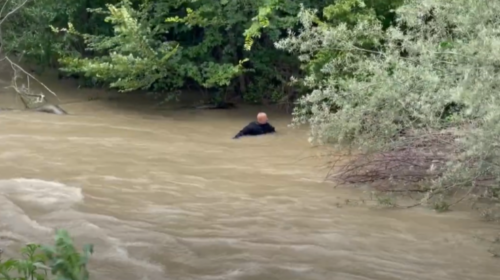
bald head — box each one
[257,112,268,124]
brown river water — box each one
[0,69,499,280]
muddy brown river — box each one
[0,70,499,280]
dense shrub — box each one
[277,0,500,208]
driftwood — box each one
[33,104,67,115]
[0,104,68,115]
[328,130,458,191]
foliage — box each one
[51,0,308,100]
[277,0,500,207]
[0,0,400,104]
[0,230,93,280]
[55,1,184,92]
[0,0,115,70]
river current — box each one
[0,69,499,280]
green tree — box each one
[1,0,116,70]
[1,0,401,105]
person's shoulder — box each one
[241,121,257,130]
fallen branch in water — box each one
[328,130,456,189]
[325,125,500,213]
[5,56,60,108]
[0,0,58,109]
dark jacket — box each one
[233,121,276,139]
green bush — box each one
[0,230,93,280]
[276,0,500,207]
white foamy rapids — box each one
[0,194,53,247]
[0,179,82,246]
[0,179,166,279]
[38,210,170,279]
[0,178,83,209]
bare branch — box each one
[0,0,29,26]
[5,56,58,97]
[0,0,58,109]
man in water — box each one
[233,112,276,139]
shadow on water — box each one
[0,65,499,280]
